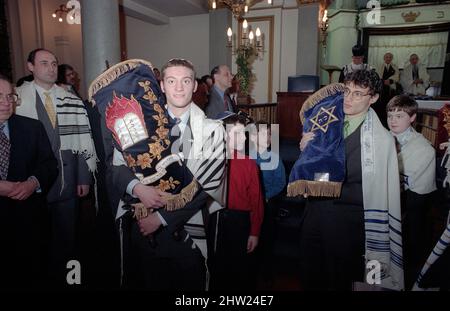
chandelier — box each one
[51,0,81,24]
[210,1,272,58]
[210,0,272,20]
[227,19,263,58]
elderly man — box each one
[0,74,58,289]
[401,54,430,96]
[205,64,235,119]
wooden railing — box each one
[236,103,277,124]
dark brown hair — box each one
[27,48,56,65]
[161,58,196,80]
[386,95,418,116]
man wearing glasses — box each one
[299,70,404,290]
[0,74,58,289]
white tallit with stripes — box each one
[413,212,450,290]
[361,108,404,291]
[114,103,226,258]
[15,81,98,173]
[180,103,227,258]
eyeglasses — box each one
[343,88,372,101]
[0,93,19,103]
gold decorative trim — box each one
[164,180,199,212]
[88,59,155,105]
[401,11,420,23]
[131,179,200,220]
[287,179,342,198]
[300,83,345,123]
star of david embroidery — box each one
[309,106,339,133]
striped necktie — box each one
[0,123,10,180]
[43,91,57,128]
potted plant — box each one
[235,46,254,104]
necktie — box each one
[224,94,231,112]
[412,65,419,81]
[343,120,350,138]
[0,124,10,180]
[43,92,57,128]
[393,136,402,154]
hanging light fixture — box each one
[210,0,272,19]
[212,1,269,58]
[226,18,263,58]
[51,0,81,25]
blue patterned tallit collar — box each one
[392,127,414,148]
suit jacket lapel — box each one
[7,115,22,180]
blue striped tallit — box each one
[413,213,450,290]
[361,109,404,290]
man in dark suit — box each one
[205,65,235,119]
[15,48,97,287]
[0,74,58,289]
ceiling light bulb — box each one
[322,10,328,22]
[256,27,261,37]
[212,1,216,9]
[52,13,57,18]
[243,19,248,29]
[227,27,232,37]
[244,5,248,13]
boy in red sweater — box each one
[209,112,264,290]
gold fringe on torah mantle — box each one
[131,180,199,220]
[88,59,155,106]
[300,83,346,124]
[165,179,199,211]
[287,179,342,198]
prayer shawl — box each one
[400,63,430,95]
[376,63,399,91]
[397,128,436,195]
[15,81,98,174]
[361,108,404,290]
[413,213,450,290]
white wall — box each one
[125,14,210,77]
[280,8,298,92]
[297,4,319,76]
[10,0,85,96]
